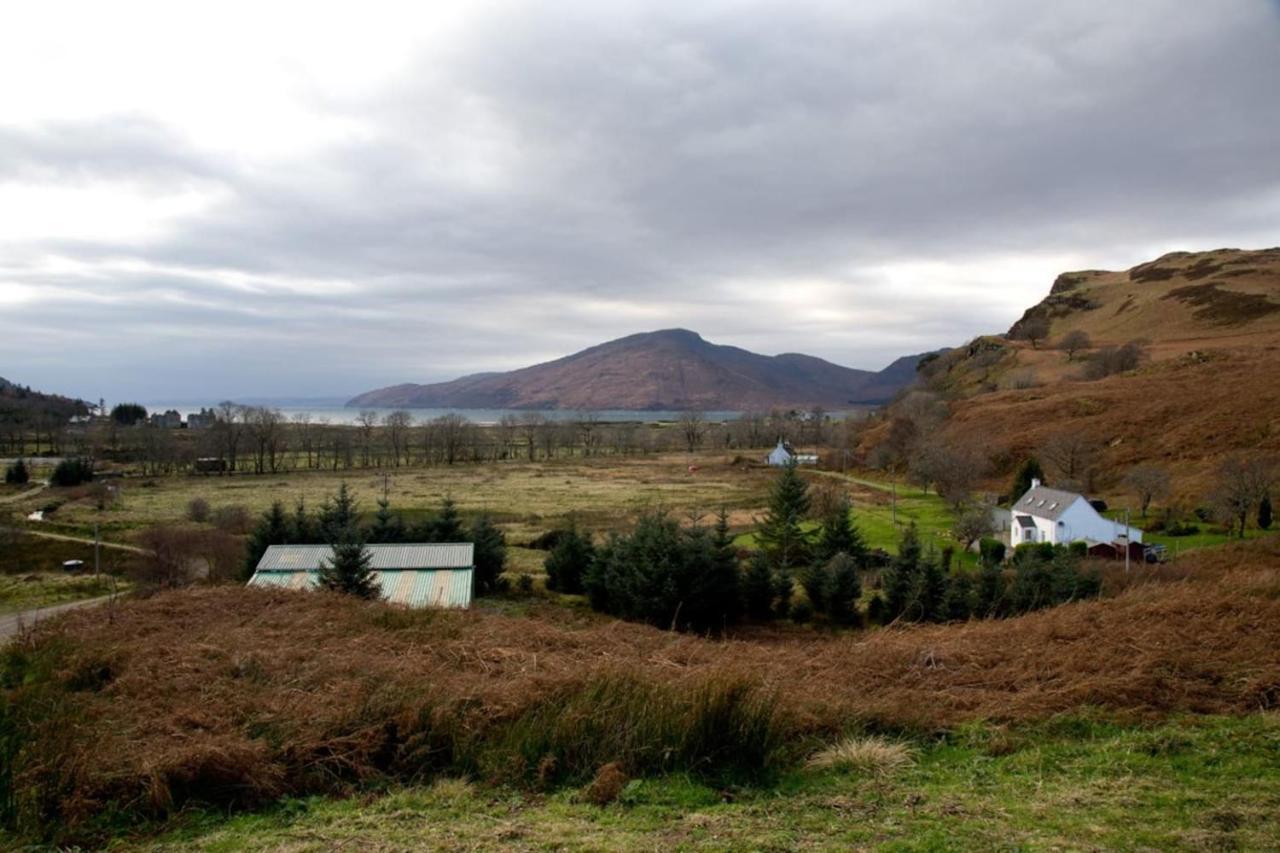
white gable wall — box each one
[1010,497,1142,547]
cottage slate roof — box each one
[1013,485,1083,522]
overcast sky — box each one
[2,0,1278,403]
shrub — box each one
[185,497,211,523]
[3,458,29,485]
[49,458,93,487]
[544,520,595,595]
[516,573,534,595]
[979,537,1006,567]
[790,600,813,624]
[211,504,252,535]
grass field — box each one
[10,454,779,546]
[132,712,1280,851]
[1,537,134,613]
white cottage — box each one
[1010,480,1142,548]
[766,439,795,466]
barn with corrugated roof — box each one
[246,543,474,608]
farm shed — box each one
[247,543,475,609]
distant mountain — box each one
[348,329,929,411]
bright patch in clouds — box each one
[1,0,1278,400]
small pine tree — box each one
[884,523,923,621]
[825,553,862,627]
[317,484,359,542]
[774,568,794,620]
[814,495,868,566]
[1012,457,1045,499]
[975,560,1006,617]
[367,496,406,544]
[545,519,595,594]
[944,572,974,621]
[1260,494,1273,531]
[418,496,464,542]
[291,498,317,543]
[317,536,379,599]
[470,515,507,594]
[245,500,290,579]
[707,508,743,626]
[4,458,29,485]
[757,462,812,569]
[918,551,948,622]
[743,551,776,621]
[800,559,832,613]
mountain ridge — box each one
[348,329,929,411]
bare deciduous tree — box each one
[1209,455,1275,538]
[1040,433,1101,492]
[679,410,706,453]
[1123,464,1170,517]
[1058,330,1092,361]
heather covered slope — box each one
[883,247,1280,497]
[1008,247,1280,346]
[348,329,925,410]
[4,538,1280,843]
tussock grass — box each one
[806,736,914,776]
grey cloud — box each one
[3,0,1279,400]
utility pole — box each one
[94,521,101,580]
[1123,508,1131,574]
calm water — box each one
[141,401,747,426]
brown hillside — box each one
[8,538,1280,840]
[884,248,1280,498]
[1009,247,1280,348]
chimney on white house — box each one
[1030,478,1041,489]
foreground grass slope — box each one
[147,714,1280,851]
[4,538,1280,845]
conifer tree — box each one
[417,496,464,541]
[368,496,406,543]
[757,462,812,569]
[814,495,868,566]
[317,483,359,542]
[944,571,974,621]
[918,550,948,622]
[245,500,290,579]
[291,498,317,543]
[866,592,887,625]
[774,568,794,619]
[743,551,776,621]
[317,534,378,599]
[707,508,743,625]
[545,520,595,594]
[975,559,1006,617]
[4,457,29,485]
[825,553,862,626]
[801,559,831,613]
[470,514,507,593]
[884,523,923,621]
[1260,493,1273,531]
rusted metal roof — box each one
[254,543,474,571]
[247,568,474,609]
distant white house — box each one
[765,439,818,467]
[1010,480,1142,548]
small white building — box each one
[766,439,795,466]
[766,439,817,467]
[1010,480,1142,548]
